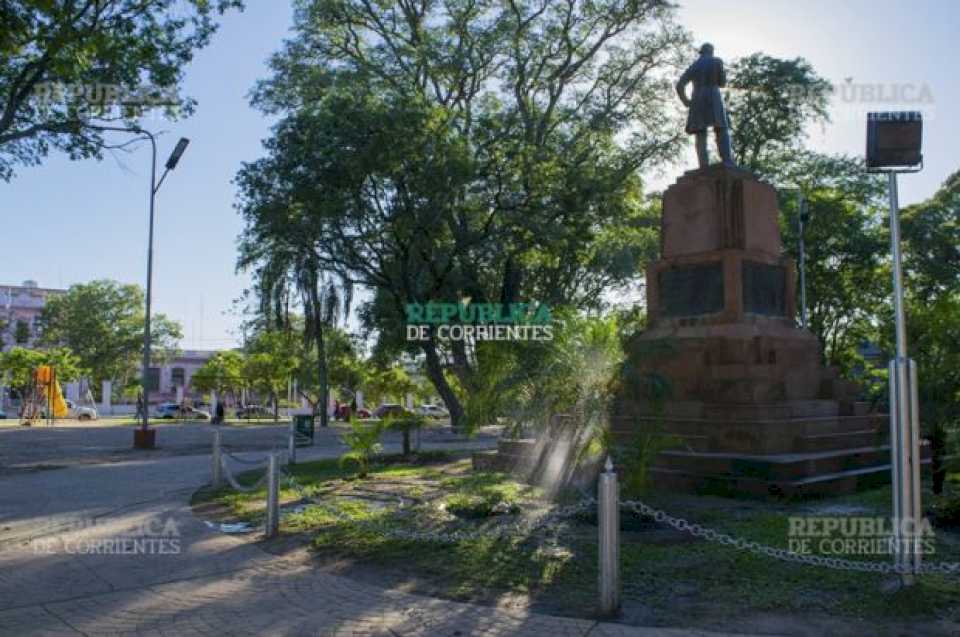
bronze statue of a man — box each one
[676,43,734,168]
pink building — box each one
[0,281,65,351]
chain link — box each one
[219,466,960,576]
[219,455,269,493]
[622,499,960,576]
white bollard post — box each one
[265,453,280,538]
[598,456,620,617]
[101,380,112,416]
[212,429,224,488]
[287,419,296,465]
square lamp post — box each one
[866,111,923,584]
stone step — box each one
[620,399,847,420]
[650,427,888,454]
[613,414,887,454]
[795,429,888,452]
[652,445,895,482]
[650,457,932,498]
[649,465,888,498]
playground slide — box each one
[35,365,69,418]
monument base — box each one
[616,165,929,497]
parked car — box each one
[334,404,371,420]
[0,409,6,419]
[415,404,449,418]
[373,403,409,419]
[65,400,98,421]
[155,403,211,420]
[236,404,272,419]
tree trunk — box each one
[272,392,280,422]
[402,429,411,456]
[422,339,466,431]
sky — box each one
[2,0,957,351]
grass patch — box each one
[194,456,960,629]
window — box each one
[171,367,186,387]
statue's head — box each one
[699,43,714,57]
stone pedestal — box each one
[616,165,926,497]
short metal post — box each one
[265,453,279,538]
[287,420,296,465]
[598,456,620,616]
[212,429,223,489]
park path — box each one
[0,430,745,636]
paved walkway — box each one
[0,427,745,636]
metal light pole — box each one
[94,126,189,447]
[138,135,190,444]
[866,111,923,584]
[796,189,809,329]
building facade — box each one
[0,281,65,351]
[0,281,220,410]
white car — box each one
[66,400,98,421]
[415,404,449,418]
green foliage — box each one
[190,351,246,398]
[764,151,888,372]
[0,346,83,398]
[38,280,181,389]
[365,365,417,407]
[338,418,385,478]
[237,0,691,428]
[243,329,299,420]
[0,0,243,180]
[726,53,831,170]
[385,412,426,456]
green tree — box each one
[237,0,689,429]
[365,365,417,408]
[764,151,888,371]
[0,0,243,181]
[38,280,182,390]
[243,330,299,421]
[725,53,831,171]
[0,346,83,400]
[190,351,246,404]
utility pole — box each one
[797,189,808,329]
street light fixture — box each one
[795,189,809,329]
[94,126,190,448]
[866,111,923,584]
[135,134,191,448]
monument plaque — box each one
[742,260,786,316]
[658,262,723,317]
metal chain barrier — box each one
[622,499,960,577]
[219,454,270,493]
[221,445,274,466]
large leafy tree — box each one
[190,350,246,403]
[242,329,299,421]
[725,53,831,171]
[237,0,689,429]
[764,151,888,370]
[38,279,182,391]
[0,0,243,180]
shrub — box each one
[339,418,385,478]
